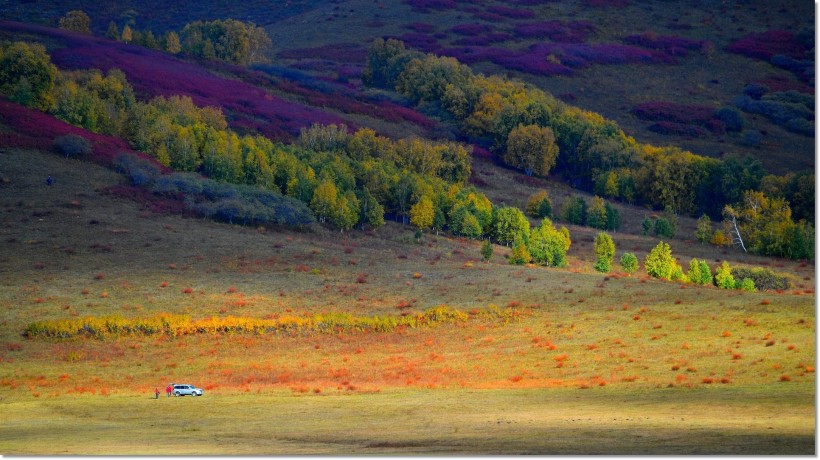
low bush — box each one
[730,267,792,291]
[113,153,162,186]
[620,253,638,274]
[735,277,756,292]
[53,134,91,158]
[24,305,515,339]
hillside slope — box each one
[1,0,814,174]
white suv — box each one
[172,384,203,396]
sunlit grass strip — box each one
[24,305,518,339]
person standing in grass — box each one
[166,384,172,397]
[155,387,160,399]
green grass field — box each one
[0,147,814,454]
[0,386,813,454]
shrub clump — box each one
[114,153,162,186]
[620,253,638,274]
[150,172,315,228]
[53,134,91,158]
[714,261,735,289]
[730,267,792,291]
[735,277,756,292]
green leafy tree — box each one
[59,10,91,34]
[459,212,483,239]
[358,188,384,230]
[560,196,586,225]
[509,235,531,265]
[687,259,713,285]
[504,124,559,177]
[714,261,735,289]
[0,41,58,110]
[604,202,620,231]
[310,179,338,224]
[644,241,678,280]
[593,232,615,272]
[481,239,493,262]
[641,216,652,236]
[410,195,435,232]
[525,189,552,218]
[620,253,638,274]
[654,217,675,238]
[493,206,530,247]
[586,196,608,230]
[695,214,712,244]
[332,191,359,231]
[529,218,570,267]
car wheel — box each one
[174,391,181,396]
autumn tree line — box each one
[57,10,272,66]
[0,40,510,239]
[363,38,814,259]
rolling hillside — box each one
[1,0,814,174]
[0,2,815,455]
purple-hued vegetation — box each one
[470,145,493,160]
[277,43,369,63]
[624,32,704,57]
[452,33,514,47]
[647,122,707,138]
[450,23,493,36]
[24,30,347,141]
[583,0,629,7]
[403,0,457,12]
[632,101,715,125]
[0,98,165,170]
[391,33,441,53]
[633,101,731,137]
[437,41,677,77]
[406,22,436,33]
[726,30,809,61]
[471,12,505,22]
[755,76,814,95]
[486,5,535,19]
[513,21,597,43]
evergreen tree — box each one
[106,21,120,40]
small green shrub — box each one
[735,277,756,292]
[593,232,615,273]
[714,261,735,289]
[481,239,493,262]
[654,217,675,238]
[641,217,652,236]
[620,253,638,274]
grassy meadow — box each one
[0,147,814,454]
